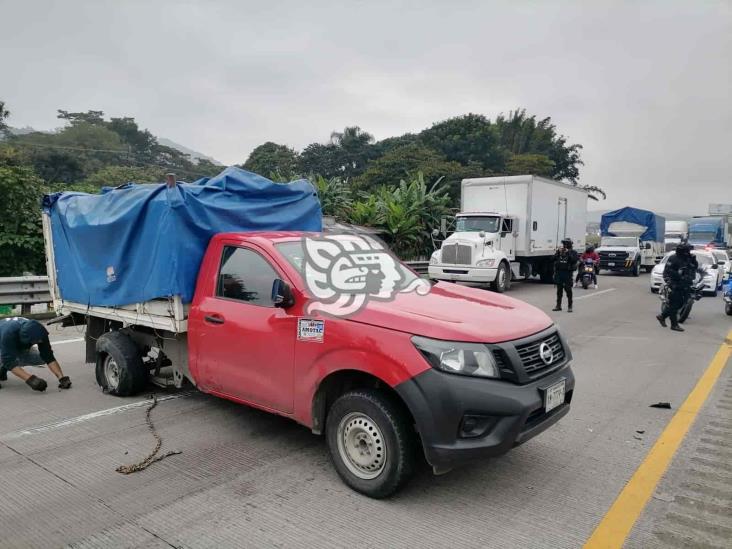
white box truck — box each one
[428,175,588,292]
[664,220,689,252]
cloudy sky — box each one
[2,0,730,214]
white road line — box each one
[0,391,194,441]
[573,288,616,300]
[49,337,85,346]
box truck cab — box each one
[689,216,730,249]
[596,207,665,276]
[428,175,588,292]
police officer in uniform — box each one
[656,242,698,332]
[552,238,579,313]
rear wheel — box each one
[326,389,416,498]
[95,331,147,396]
[725,302,732,316]
[581,276,590,290]
[678,303,692,324]
[491,262,511,293]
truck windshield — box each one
[601,237,637,247]
[455,216,500,232]
[689,231,717,242]
[275,237,419,290]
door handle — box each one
[204,314,225,325]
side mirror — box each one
[711,264,718,269]
[479,231,486,238]
[645,243,652,250]
[271,279,295,308]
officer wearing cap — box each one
[0,317,72,391]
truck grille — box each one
[599,250,629,261]
[515,332,565,377]
[441,243,471,265]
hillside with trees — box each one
[0,100,599,274]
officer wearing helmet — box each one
[553,238,579,312]
[656,242,698,332]
[0,317,72,391]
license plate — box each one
[545,380,566,412]
[607,262,615,267]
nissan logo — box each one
[539,342,554,365]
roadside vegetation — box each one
[0,99,601,274]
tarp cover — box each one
[600,206,665,242]
[43,167,322,306]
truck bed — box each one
[42,212,189,333]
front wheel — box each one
[581,276,590,290]
[725,302,732,316]
[632,260,640,277]
[491,262,511,293]
[326,389,416,498]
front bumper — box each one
[600,259,636,272]
[650,273,663,291]
[428,265,497,283]
[395,362,574,471]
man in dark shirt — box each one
[656,243,699,332]
[552,238,579,313]
[0,317,72,391]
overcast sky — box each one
[2,0,730,214]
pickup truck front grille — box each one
[441,243,471,265]
[515,332,565,378]
[599,251,629,261]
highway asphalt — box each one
[0,273,730,548]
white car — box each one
[710,249,731,282]
[650,250,723,295]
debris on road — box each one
[649,402,672,409]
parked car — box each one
[710,248,731,282]
[650,250,723,295]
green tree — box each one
[299,142,344,179]
[0,161,47,276]
[329,126,375,178]
[419,114,506,171]
[505,153,555,176]
[0,100,10,136]
[312,175,352,219]
[83,165,166,187]
[242,142,299,179]
[354,143,483,202]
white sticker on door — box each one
[298,318,325,342]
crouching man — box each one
[0,317,71,391]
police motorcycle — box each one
[723,280,732,316]
[579,258,597,290]
[658,268,706,324]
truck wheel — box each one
[491,262,511,293]
[326,389,416,499]
[632,260,640,277]
[95,331,147,396]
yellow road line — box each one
[584,329,732,549]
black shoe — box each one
[552,306,562,312]
[58,376,72,389]
[670,324,685,332]
[656,314,667,328]
[567,306,573,313]
[26,375,47,392]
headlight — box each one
[430,251,440,265]
[626,251,637,258]
[476,258,497,268]
[412,336,500,378]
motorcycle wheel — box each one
[678,303,692,324]
[725,302,732,316]
[581,277,590,290]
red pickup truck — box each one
[54,231,574,498]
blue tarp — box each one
[43,167,322,306]
[600,206,665,242]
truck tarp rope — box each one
[116,394,181,474]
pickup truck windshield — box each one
[275,238,419,290]
[455,216,500,232]
[601,237,637,247]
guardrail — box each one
[0,276,52,313]
[405,261,429,275]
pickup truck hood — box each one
[350,282,552,343]
[596,246,638,253]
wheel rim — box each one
[104,356,120,389]
[337,412,387,480]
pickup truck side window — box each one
[216,246,278,307]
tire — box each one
[539,263,554,284]
[95,331,147,396]
[491,262,510,293]
[725,302,732,316]
[678,303,692,324]
[326,389,416,498]
[581,277,589,290]
[632,260,640,277]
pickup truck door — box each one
[194,244,296,413]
